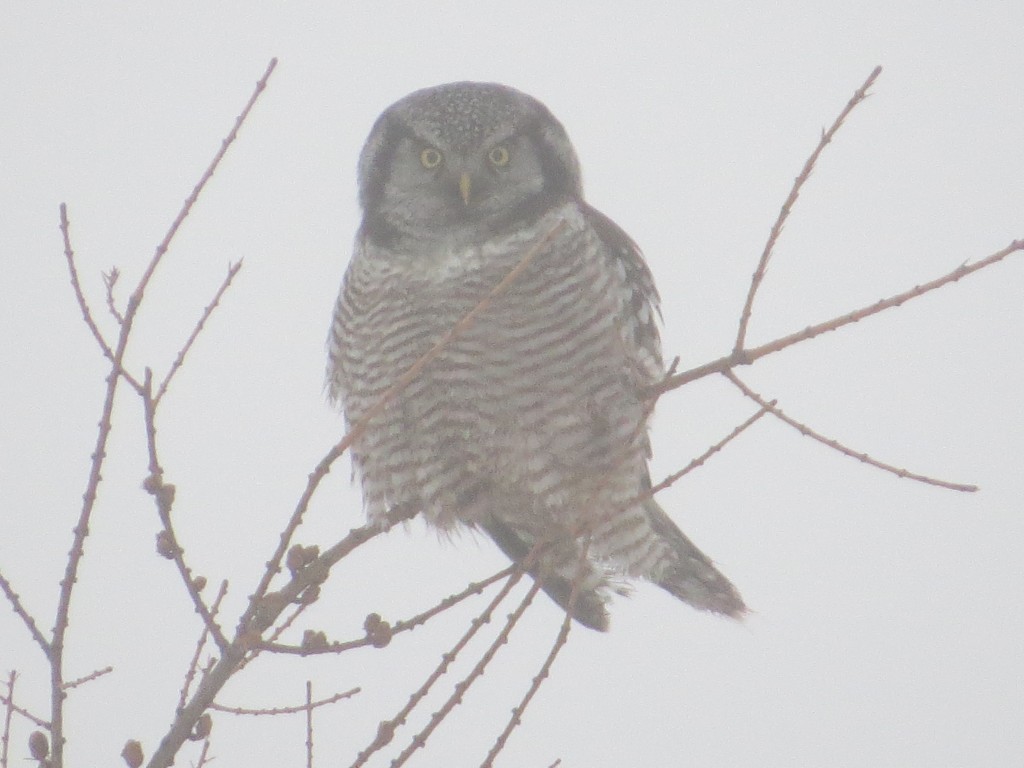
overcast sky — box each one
[2,3,1022,767]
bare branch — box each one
[61,666,113,691]
[724,371,978,492]
[479,607,571,768]
[248,508,418,637]
[735,66,882,351]
[0,570,50,656]
[209,686,359,716]
[348,568,529,768]
[103,268,124,326]
[128,59,276,312]
[647,405,772,498]
[0,678,48,730]
[257,565,517,657]
[390,580,542,768]
[154,260,243,406]
[194,738,212,768]
[478,546,589,768]
[148,509,414,768]
[50,268,133,765]
[59,205,141,390]
[241,602,310,666]
[54,60,276,768]
[141,374,230,652]
[1,671,14,768]
[305,681,314,768]
[178,581,229,713]
[391,565,517,636]
[59,204,114,360]
[652,238,1024,397]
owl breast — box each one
[328,201,656,539]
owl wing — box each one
[582,204,664,386]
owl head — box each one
[357,82,582,241]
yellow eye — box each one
[487,145,510,167]
[420,148,443,169]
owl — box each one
[327,82,744,630]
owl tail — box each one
[643,498,747,618]
[481,518,611,632]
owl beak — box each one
[459,172,472,206]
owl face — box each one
[358,82,583,241]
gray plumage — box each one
[327,82,744,630]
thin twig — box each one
[1,671,14,768]
[0,690,48,730]
[0,570,50,656]
[267,602,309,644]
[151,511,410,768]
[141,374,230,651]
[56,59,276,768]
[59,206,117,366]
[724,371,978,491]
[735,66,882,351]
[391,565,517,635]
[238,218,567,638]
[240,602,310,667]
[129,60,276,311]
[209,686,359,716]
[479,545,588,767]
[647,405,772,498]
[257,565,516,657]
[390,580,543,768]
[154,260,243,406]
[50,255,133,767]
[305,681,314,768]
[103,268,125,326]
[652,238,1024,398]
[178,581,229,712]
[248,508,418,637]
[348,569,529,768]
[62,666,113,691]
[194,739,212,768]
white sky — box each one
[1,3,1022,766]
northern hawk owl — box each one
[327,82,744,630]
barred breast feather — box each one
[327,199,744,630]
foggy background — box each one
[2,3,1022,766]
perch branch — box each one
[652,238,1024,397]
